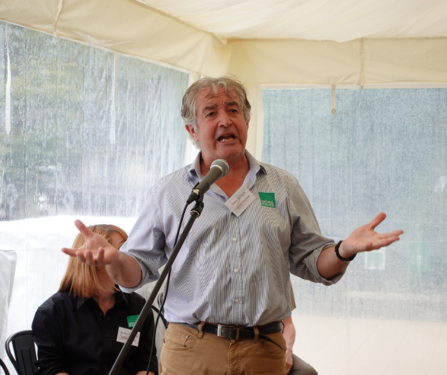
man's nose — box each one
[217,110,231,127]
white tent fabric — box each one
[1,3,447,374]
[0,250,16,360]
[137,0,447,42]
[2,0,447,160]
[1,0,447,86]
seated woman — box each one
[32,224,158,375]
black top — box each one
[32,290,158,375]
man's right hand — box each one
[62,220,120,267]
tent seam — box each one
[53,0,65,37]
[358,38,364,88]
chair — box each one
[0,358,10,375]
[5,331,38,375]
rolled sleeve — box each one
[301,245,345,285]
[286,174,342,286]
[119,188,169,292]
[118,256,150,293]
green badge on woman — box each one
[127,315,139,328]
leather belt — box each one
[180,322,284,351]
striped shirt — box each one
[120,151,341,326]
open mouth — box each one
[218,134,236,143]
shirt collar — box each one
[75,287,128,309]
[186,150,266,184]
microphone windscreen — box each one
[211,159,230,177]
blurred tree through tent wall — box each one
[0,22,188,373]
[0,22,189,221]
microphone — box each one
[187,159,229,203]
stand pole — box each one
[109,200,204,375]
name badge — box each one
[127,315,138,328]
[225,186,256,217]
[117,327,140,347]
[259,192,276,208]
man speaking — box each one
[63,76,403,374]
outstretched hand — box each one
[339,212,404,258]
[61,220,120,267]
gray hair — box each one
[181,76,251,149]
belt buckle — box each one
[217,324,239,339]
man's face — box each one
[186,86,249,165]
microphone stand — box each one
[109,197,204,375]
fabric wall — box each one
[228,38,447,85]
[262,87,447,372]
[0,250,16,360]
[0,0,230,78]
[0,23,189,372]
[2,1,447,87]
[0,22,189,221]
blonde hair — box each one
[59,224,128,298]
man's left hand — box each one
[317,212,403,279]
[338,212,403,258]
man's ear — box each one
[185,125,199,142]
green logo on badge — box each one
[259,192,276,208]
[127,315,138,328]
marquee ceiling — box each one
[137,0,447,42]
[1,0,447,85]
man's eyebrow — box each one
[202,101,240,113]
[225,101,240,107]
[202,104,218,112]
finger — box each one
[74,219,94,239]
[373,231,403,246]
[76,249,87,263]
[62,247,78,257]
[85,250,97,266]
[96,248,105,265]
[382,229,404,238]
[371,235,401,249]
[368,212,387,230]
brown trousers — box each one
[160,323,287,375]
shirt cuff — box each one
[303,243,345,286]
[118,256,149,293]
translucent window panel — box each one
[263,88,447,374]
[0,21,188,364]
[0,22,189,221]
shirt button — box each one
[105,334,110,338]
[233,238,237,242]
[234,299,239,303]
[234,269,239,273]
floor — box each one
[291,314,447,375]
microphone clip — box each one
[187,182,201,204]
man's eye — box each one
[206,112,215,117]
